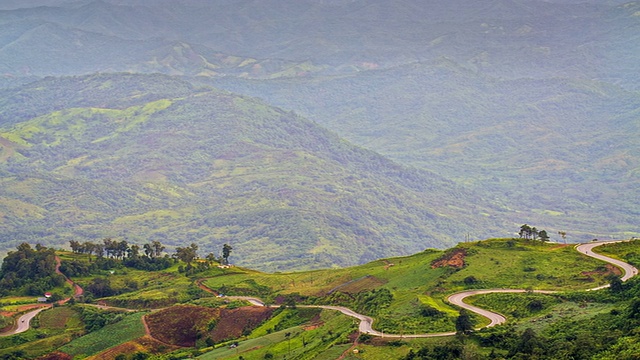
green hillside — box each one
[0,73,513,270]
[1,238,639,359]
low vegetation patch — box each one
[58,312,146,358]
[38,307,81,331]
[468,292,562,320]
[0,314,12,331]
[85,335,176,360]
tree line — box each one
[67,238,233,272]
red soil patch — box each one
[145,304,274,346]
[302,312,324,331]
[431,248,467,269]
[13,303,51,313]
[209,306,274,343]
[582,264,622,278]
[145,305,220,347]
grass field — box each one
[199,307,357,360]
[58,311,146,357]
[38,306,83,331]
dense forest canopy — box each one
[0,243,64,296]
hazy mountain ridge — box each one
[209,57,640,241]
[1,0,638,84]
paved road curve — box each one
[576,241,639,290]
[0,256,85,337]
[0,306,50,337]
[444,240,639,329]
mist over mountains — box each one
[0,0,638,269]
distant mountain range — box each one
[0,0,638,269]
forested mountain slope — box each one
[213,60,640,241]
[0,73,510,270]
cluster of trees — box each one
[0,243,65,296]
[68,238,172,272]
[69,239,166,261]
[519,224,550,242]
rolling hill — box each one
[0,73,512,270]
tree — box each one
[151,241,165,258]
[82,242,96,261]
[558,231,567,243]
[143,243,153,258]
[86,277,114,297]
[538,230,550,242]
[175,243,198,264]
[103,238,116,258]
[511,328,544,357]
[608,275,624,293]
[455,309,474,335]
[94,244,105,259]
[116,240,129,260]
[222,244,233,265]
[69,240,82,253]
[519,224,532,239]
[128,244,140,259]
[205,253,217,264]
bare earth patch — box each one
[581,263,622,278]
[210,306,274,342]
[431,248,467,269]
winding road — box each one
[220,239,638,338]
[1,240,636,339]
